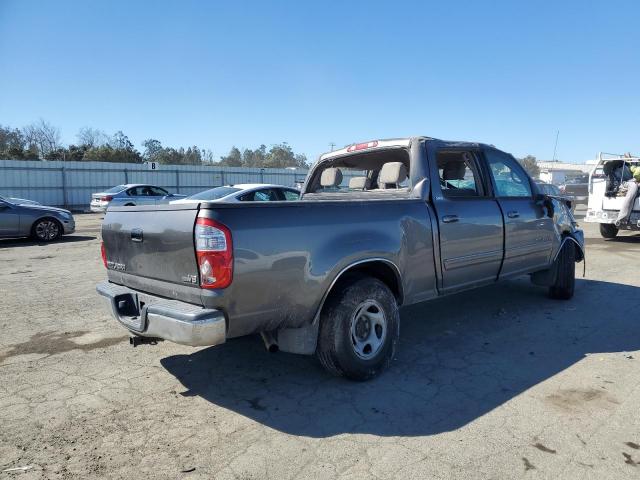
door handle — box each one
[442,215,459,223]
[130,228,143,242]
[507,211,520,218]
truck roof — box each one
[318,137,490,162]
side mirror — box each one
[534,193,546,205]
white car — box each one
[584,153,640,238]
[170,184,300,204]
[90,184,187,212]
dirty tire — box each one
[31,217,62,242]
[549,241,575,300]
[599,223,618,239]
[316,276,399,381]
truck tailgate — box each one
[102,205,200,291]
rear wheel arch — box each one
[326,259,402,307]
[276,259,403,357]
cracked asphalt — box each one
[1,213,639,479]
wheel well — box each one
[333,260,403,305]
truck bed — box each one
[102,199,437,338]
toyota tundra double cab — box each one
[97,137,584,380]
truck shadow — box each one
[161,277,640,438]
[0,235,96,248]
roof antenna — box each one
[552,130,559,162]
[329,142,336,152]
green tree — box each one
[518,155,540,178]
[213,143,307,168]
[0,125,39,159]
[218,147,242,167]
[83,144,142,163]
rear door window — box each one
[239,189,281,201]
[436,151,484,197]
[148,186,168,196]
[281,189,300,201]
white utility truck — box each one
[584,152,640,238]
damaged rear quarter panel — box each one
[199,199,436,338]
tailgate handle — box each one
[130,228,144,242]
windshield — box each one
[187,186,241,200]
[104,185,126,194]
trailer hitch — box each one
[129,335,162,347]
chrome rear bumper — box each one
[96,281,226,347]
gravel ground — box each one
[1,212,639,479]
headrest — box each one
[443,161,466,181]
[320,167,343,187]
[349,176,370,189]
[378,162,407,186]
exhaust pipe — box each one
[260,331,279,353]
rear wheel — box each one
[316,276,399,381]
[599,223,618,239]
[31,218,62,242]
[549,241,575,300]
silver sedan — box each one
[90,184,186,212]
[0,196,75,242]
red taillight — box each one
[347,140,378,152]
[195,218,233,289]
[101,242,107,268]
[101,195,113,202]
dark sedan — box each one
[0,195,75,241]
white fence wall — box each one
[0,160,310,210]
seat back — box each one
[377,162,407,189]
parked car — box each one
[170,184,300,204]
[585,154,640,238]
[534,181,574,210]
[0,195,75,241]
[90,184,186,212]
[97,136,584,380]
[534,181,561,196]
[558,174,589,209]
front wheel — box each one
[549,241,576,300]
[316,276,399,381]
[31,218,62,242]
[599,223,618,239]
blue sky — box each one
[1,0,638,163]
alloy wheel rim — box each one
[349,300,387,360]
[36,220,59,240]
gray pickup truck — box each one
[97,137,584,380]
